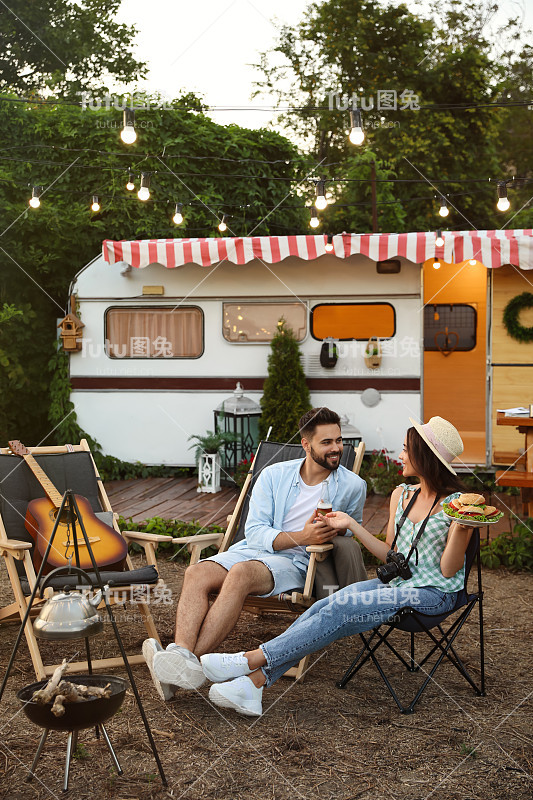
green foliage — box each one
[0,303,41,441]
[0,94,306,445]
[234,456,254,489]
[258,320,312,443]
[480,519,533,571]
[188,430,241,466]
[0,0,146,94]
[118,515,224,561]
[360,450,404,496]
[254,0,532,232]
[459,467,519,496]
[459,743,478,759]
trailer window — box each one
[311,303,395,340]
[105,307,203,358]
[423,304,476,351]
[223,303,307,342]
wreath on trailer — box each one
[503,292,533,343]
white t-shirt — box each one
[281,479,325,558]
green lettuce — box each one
[442,503,503,523]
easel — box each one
[0,489,167,788]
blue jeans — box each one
[260,578,458,686]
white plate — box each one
[442,510,503,528]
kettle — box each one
[33,566,106,640]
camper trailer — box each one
[68,231,533,468]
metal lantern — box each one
[340,415,362,448]
[214,382,261,473]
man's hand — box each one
[299,511,339,545]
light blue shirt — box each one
[229,458,367,572]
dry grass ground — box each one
[0,556,532,800]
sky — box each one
[116,0,533,132]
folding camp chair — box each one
[178,438,366,680]
[336,530,485,713]
[0,440,170,679]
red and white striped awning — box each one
[103,230,533,271]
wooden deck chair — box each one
[0,440,171,680]
[178,439,366,680]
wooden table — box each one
[495,411,533,516]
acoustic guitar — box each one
[8,441,128,574]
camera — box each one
[376,549,412,584]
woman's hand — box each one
[325,511,354,531]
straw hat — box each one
[408,416,464,474]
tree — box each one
[0,0,146,94]
[0,93,308,443]
[258,320,312,444]
[254,0,532,232]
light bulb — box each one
[309,208,320,228]
[433,258,440,270]
[348,109,365,145]
[325,235,334,252]
[218,217,227,232]
[120,109,137,144]
[29,189,40,208]
[497,181,510,211]
[173,203,183,225]
[126,171,135,191]
[91,195,100,212]
[438,198,449,217]
[469,259,477,265]
[137,173,150,201]
[315,180,327,210]
[435,230,444,247]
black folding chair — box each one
[336,530,486,713]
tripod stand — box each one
[0,489,167,788]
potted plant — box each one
[361,449,405,496]
[188,431,240,493]
[364,337,382,370]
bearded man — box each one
[143,407,367,699]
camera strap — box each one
[391,488,440,566]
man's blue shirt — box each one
[228,458,367,573]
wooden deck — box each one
[104,476,392,534]
[104,476,521,539]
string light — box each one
[469,259,477,265]
[120,109,137,145]
[348,109,365,146]
[435,230,444,247]
[438,196,449,217]
[309,208,320,228]
[433,257,441,270]
[29,186,40,208]
[315,180,327,210]
[325,234,334,252]
[137,172,150,201]
[90,195,100,212]
[218,214,227,232]
[172,202,184,225]
[126,170,135,191]
[497,181,510,211]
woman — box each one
[200,416,475,716]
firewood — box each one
[51,694,67,717]
[31,659,70,704]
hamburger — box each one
[442,493,503,523]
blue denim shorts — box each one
[202,549,307,598]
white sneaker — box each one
[201,652,252,683]
[142,638,178,701]
[209,676,263,717]
[153,644,206,690]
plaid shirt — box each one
[390,484,465,592]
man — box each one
[142,407,366,700]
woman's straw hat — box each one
[408,416,464,474]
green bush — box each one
[118,516,224,562]
[480,519,533,571]
[360,450,405,496]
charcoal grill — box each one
[17,674,127,792]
